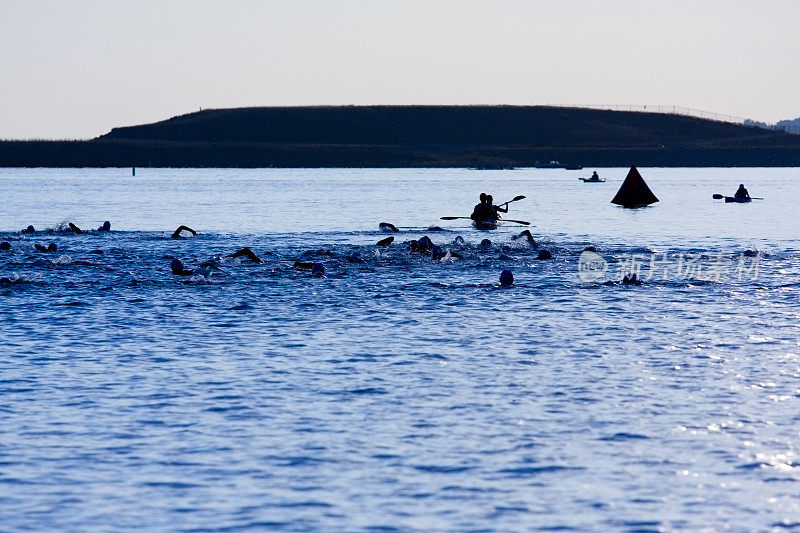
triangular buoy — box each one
[611,166,659,208]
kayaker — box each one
[470,193,491,221]
[486,195,508,218]
[734,184,751,201]
[590,171,600,181]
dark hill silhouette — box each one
[3,106,800,167]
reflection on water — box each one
[1,168,800,530]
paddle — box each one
[440,216,531,226]
[712,193,763,200]
[498,195,526,207]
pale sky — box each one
[1,0,799,139]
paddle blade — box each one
[505,219,530,225]
[712,194,724,199]
[512,195,526,201]
[440,216,468,220]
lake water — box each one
[1,167,800,531]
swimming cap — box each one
[170,258,184,274]
[0,242,10,251]
[499,270,514,286]
[311,263,325,276]
[47,243,57,252]
[480,239,491,247]
[536,249,552,260]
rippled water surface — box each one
[1,167,800,531]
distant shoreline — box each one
[3,105,800,168]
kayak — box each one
[472,217,502,230]
[579,177,605,183]
[724,196,751,203]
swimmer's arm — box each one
[171,225,197,238]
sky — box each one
[1,0,799,139]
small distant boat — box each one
[472,217,502,230]
[535,160,582,170]
[579,177,605,183]
[724,196,751,203]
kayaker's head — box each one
[499,270,514,286]
[739,183,745,189]
[479,193,487,203]
[486,195,494,204]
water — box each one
[1,167,800,531]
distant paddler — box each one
[734,184,751,201]
[580,171,605,183]
[712,184,761,203]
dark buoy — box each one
[499,270,514,286]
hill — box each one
[2,105,800,167]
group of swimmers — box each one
[1,218,567,288]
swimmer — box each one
[171,225,197,238]
[379,222,399,233]
[453,236,465,246]
[34,243,58,253]
[499,270,514,286]
[294,261,315,270]
[622,272,642,285]
[536,249,552,260]
[480,238,492,248]
[0,242,10,251]
[21,225,35,234]
[170,258,194,276]
[68,222,83,235]
[408,236,434,253]
[97,221,111,231]
[511,230,536,246]
[377,236,394,246]
[229,247,263,263]
[311,263,325,276]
